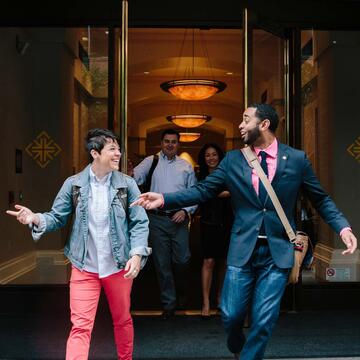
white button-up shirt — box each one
[134,151,197,214]
[84,167,120,278]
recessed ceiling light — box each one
[226,72,233,75]
[82,37,88,41]
[105,31,109,35]
[144,71,150,75]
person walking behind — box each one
[197,143,233,318]
[133,129,197,319]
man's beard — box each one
[243,126,261,145]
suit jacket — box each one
[163,143,350,269]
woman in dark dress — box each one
[197,143,233,318]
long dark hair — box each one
[197,143,225,180]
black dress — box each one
[199,194,233,259]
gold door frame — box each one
[119,0,128,172]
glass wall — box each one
[0,27,109,284]
[252,29,286,143]
[74,28,109,172]
[301,30,360,284]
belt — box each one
[257,235,268,239]
[147,209,178,217]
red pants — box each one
[66,267,133,360]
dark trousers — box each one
[148,213,190,310]
[220,238,289,360]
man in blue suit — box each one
[132,103,357,360]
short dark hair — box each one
[248,103,279,133]
[197,143,225,180]
[86,128,119,162]
[161,128,180,141]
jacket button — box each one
[263,208,267,212]
[256,227,260,231]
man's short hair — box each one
[86,128,119,162]
[161,129,180,141]
[248,103,279,133]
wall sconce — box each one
[16,35,30,55]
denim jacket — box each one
[32,165,151,270]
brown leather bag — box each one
[288,231,309,283]
[241,147,310,284]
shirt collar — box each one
[254,138,278,159]
[160,151,177,163]
[89,166,112,186]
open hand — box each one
[6,205,39,226]
[341,229,357,255]
[130,192,164,210]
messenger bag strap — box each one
[241,146,297,243]
[144,154,159,193]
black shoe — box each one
[161,309,175,320]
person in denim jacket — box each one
[7,128,150,360]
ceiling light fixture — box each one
[160,29,226,101]
[161,79,226,101]
[166,114,211,128]
[179,132,201,142]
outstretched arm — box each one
[7,177,74,241]
[132,152,229,210]
[301,154,357,255]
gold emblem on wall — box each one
[26,131,62,168]
[347,136,360,163]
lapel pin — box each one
[282,156,287,160]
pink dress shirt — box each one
[251,138,350,236]
[252,138,278,195]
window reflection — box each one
[301,30,360,284]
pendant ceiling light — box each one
[179,132,201,142]
[160,29,226,101]
[161,79,226,101]
[166,114,211,128]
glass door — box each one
[300,31,360,292]
[243,9,298,310]
[243,8,290,145]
